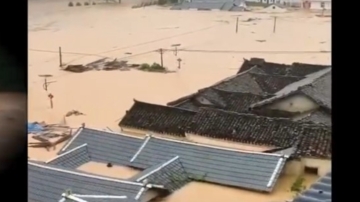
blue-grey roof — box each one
[293,172,331,202]
[47,143,91,168]
[28,162,149,202]
[56,128,143,166]
[251,68,331,109]
[128,136,288,192]
[129,156,191,192]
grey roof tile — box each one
[130,156,191,192]
[293,172,331,202]
[238,58,330,77]
[188,107,331,159]
[300,109,331,126]
[251,68,331,110]
[47,144,91,168]
[174,88,266,113]
[28,162,147,202]
[57,128,143,166]
[128,136,288,192]
[119,100,196,137]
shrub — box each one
[140,63,151,71]
[291,176,305,192]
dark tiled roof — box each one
[119,100,196,137]
[128,136,288,192]
[300,71,331,109]
[237,58,330,77]
[251,69,331,110]
[174,88,265,113]
[47,144,91,169]
[187,108,331,159]
[28,162,148,202]
[213,70,303,95]
[293,172,331,202]
[56,128,143,166]
[300,109,331,126]
[129,156,190,192]
[250,73,303,94]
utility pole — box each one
[171,44,181,56]
[157,48,164,67]
[48,93,54,109]
[177,58,182,70]
[39,74,54,92]
[59,46,63,67]
[235,17,239,34]
[273,16,277,33]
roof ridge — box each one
[134,99,197,113]
[150,132,288,158]
[197,107,330,129]
[29,161,145,186]
[46,143,88,164]
[249,72,304,79]
[59,127,143,154]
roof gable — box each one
[188,108,331,159]
[47,143,91,168]
[119,100,196,136]
[250,68,331,110]
[127,135,288,192]
[129,156,190,192]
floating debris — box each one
[63,64,91,73]
[65,110,85,117]
[256,40,266,43]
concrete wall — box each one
[302,157,331,176]
[266,94,319,113]
[186,133,274,152]
[283,158,331,177]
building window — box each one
[304,166,318,175]
[321,2,325,8]
[269,0,274,4]
[262,0,267,3]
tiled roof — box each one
[119,100,196,137]
[129,156,191,192]
[188,108,331,159]
[173,88,266,113]
[213,70,303,95]
[28,162,152,202]
[237,58,330,77]
[293,172,331,202]
[168,67,304,107]
[128,136,288,192]
[46,144,91,169]
[300,108,331,126]
[56,128,143,166]
[251,68,331,110]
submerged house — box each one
[119,101,331,176]
[166,69,303,113]
[41,127,291,199]
[250,68,331,126]
[28,161,165,202]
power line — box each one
[163,49,331,54]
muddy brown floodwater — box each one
[28,1,330,201]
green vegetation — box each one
[139,63,167,72]
[291,176,306,198]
